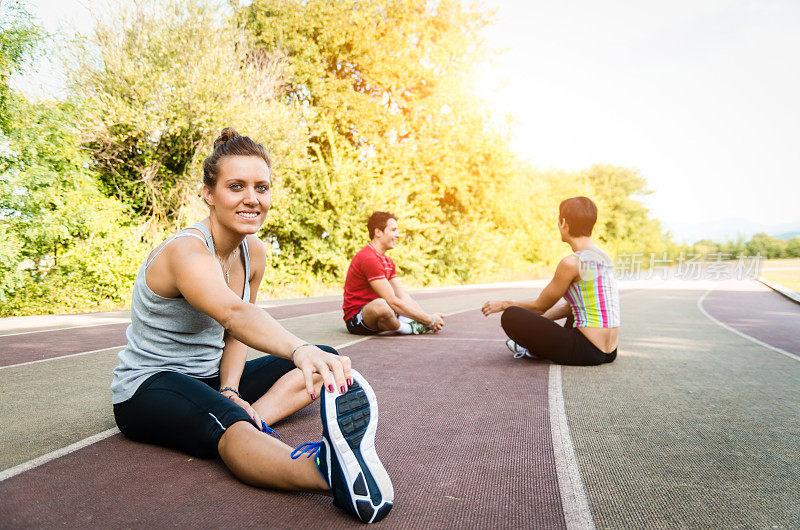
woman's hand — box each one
[292,345,352,399]
[221,391,263,428]
[482,300,510,316]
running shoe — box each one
[399,315,431,335]
[407,320,431,334]
[292,369,394,523]
[506,339,537,359]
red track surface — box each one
[3,283,797,528]
[0,289,502,368]
[702,287,800,356]
[0,310,564,529]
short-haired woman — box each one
[111,129,393,523]
[481,196,619,366]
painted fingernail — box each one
[340,385,346,393]
[310,393,317,400]
[328,384,334,392]
[347,378,353,386]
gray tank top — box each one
[110,223,251,404]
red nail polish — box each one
[340,385,346,393]
[347,378,353,386]
[328,384,334,392]
[311,393,316,400]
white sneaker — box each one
[407,320,431,335]
[399,315,431,335]
[506,339,536,359]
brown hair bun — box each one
[202,128,272,188]
[213,127,240,148]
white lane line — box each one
[333,336,372,350]
[443,307,479,317]
[0,305,483,480]
[0,321,129,337]
[0,335,374,481]
[0,299,306,338]
[0,311,337,371]
[0,287,492,339]
[549,364,596,530]
[0,346,127,371]
[698,288,800,362]
[0,303,316,338]
[0,428,120,482]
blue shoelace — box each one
[290,441,321,459]
[260,420,281,438]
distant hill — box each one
[666,217,800,243]
[775,230,800,240]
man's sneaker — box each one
[291,369,393,523]
[399,315,431,335]
[407,320,431,335]
[506,339,537,359]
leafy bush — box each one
[1,0,671,315]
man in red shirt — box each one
[343,211,445,335]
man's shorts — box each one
[345,307,381,335]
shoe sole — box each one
[322,369,394,523]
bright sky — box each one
[474,0,800,236]
[18,0,800,238]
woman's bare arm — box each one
[166,237,350,398]
[482,256,579,316]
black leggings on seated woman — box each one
[501,306,616,366]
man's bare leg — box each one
[360,298,401,331]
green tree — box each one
[582,164,666,257]
[239,0,565,286]
[0,95,148,315]
[70,0,304,236]
[0,2,146,315]
[745,232,786,259]
[0,0,37,300]
[785,237,800,258]
[0,0,39,129]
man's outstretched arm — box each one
[389,277,444,330]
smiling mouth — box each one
[237,212,259,219]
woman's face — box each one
[203,155,272,234]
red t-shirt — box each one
[342,244,398,321]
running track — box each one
[1,280,798,528]
[700,282,800,357]
[0,288,504,368]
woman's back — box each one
[564,246,620,352]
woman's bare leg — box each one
[251,369,326,426]
[217,421,329,492]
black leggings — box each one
[113,346,337,458]
[501,306,616,366]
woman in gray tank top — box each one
[110,129,394,524]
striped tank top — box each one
[563,249,620,328]
[110,222,250,404]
